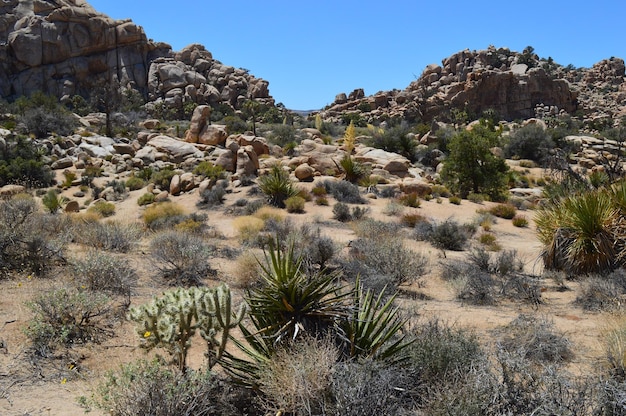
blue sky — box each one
[88,0,625,110]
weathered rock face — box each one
[0,0,158,99]
[0,1,273,114]
[322,46,625,125]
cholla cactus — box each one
[128,284,244,372]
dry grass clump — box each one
[142,201,185,229]
[253,206,284,222]
[256,337,338,415]
[233,216,265,245]
[232,250,263,289]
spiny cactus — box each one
[128,284,244,372]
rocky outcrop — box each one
[321,46,625,126]
[0,1,273,114]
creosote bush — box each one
[150,231,216,286]
[71,251,137,305]
[25,288,114,356]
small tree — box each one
[441,121,509,200]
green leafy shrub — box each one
[489,203,517,219]
[142,201,185,229]
[150,168,176,189]
[25,288,114,356]
[150,231,216,286]
[193,161,225,181]
[512,215,529,227]
[137,192,155,206]
[125,176,145,191]
[258,164,299,208]
[88,200,115,217]
[285,195,305,213]
[0,135,54,188]
[504,123,555,163]
[399,192,421,208]
[19,106,76,138]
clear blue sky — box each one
[88,0,625,110]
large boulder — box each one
[147,135,201,163]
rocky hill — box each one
[0,0,273,112]
[322,46,626,126]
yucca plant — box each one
[536,190,623,274]
[258,164,299,208]
[338,279,413,364]
[336,154,368,184]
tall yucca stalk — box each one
[536,191,621,274]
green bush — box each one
[19,106,76,138]
[449,195,462,205]
[193,161,225,181]
[88,200,115,217]
[25,288,114,356]
[150,168,176,189]
[41,189,68,213]
[285,195,305,213]
[504,123,555,163]
[0,135,54,188]
[428,219,470,251]
[137,192,155,206]
[125,176,146,191]
[489,203,517,219]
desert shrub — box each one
[449,195,462,205]
[0,135,54,187]
[330,359,413,415]
[94,358,241,416]
[150,231,216,286]
[41,189,68,213]
[512,214,529,227]
[338,154,368,184]
[232,250,263,289]
[88,200,115,217]
[315,196,329,206]
[125,176,145,191]
[300,233,337,271]
[575,276,624,311]
[0,198,65,277]
[76,221,141,252]
[479,232,499,249]
[340,236,427,289]
[333,202,352,222]
[406,319,484,390]
[498,314,573,364]
[401,212,427,228]
[193,161,225,181]
[518,159,536,168]
[150,167,176,189]
[256,336,338,415]
[142,201,185,229]
[137,192,155,206]
[454,265,497,305]
[428,219,470,251]
[319,179,365,204]
[467,192,486,204]
[399,192,421,208]
[504,123,555,163]
[366,124,416,161]
[253,206,285,223]
[198,183,226,207]
[311,185,327,196]
[258,164,299,208]
[25,288,114,356]
[489,203,517,219]
[19,106,76,138]
[71,251,137,305]
[383,200,404,216]
[233,216,265,245]
[352,218,400,239]
[285,195,305,213]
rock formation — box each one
[322,46,625,126]
[0,0,273,113]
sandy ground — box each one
[0,175,619,415]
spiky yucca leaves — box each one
[536,190,624,274]
[247,239,348,343]
[258,164,299,208]
[336,154,368,184]
[338,279,413,364]
[128,285,244,373]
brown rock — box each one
[294,163,315,181]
